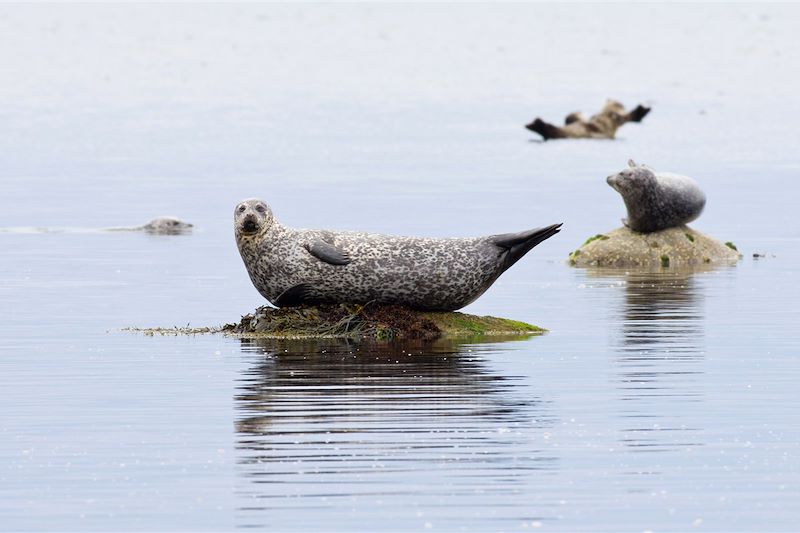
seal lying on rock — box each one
[526,99,650,141]
[607,160,706,233]
[234,199,562,311]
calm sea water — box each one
[1,4,799,531]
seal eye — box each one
[256,205,266,213]
[238,205,246,213]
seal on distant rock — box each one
[234,199,562,311]
[606,160,706,233]
[526,99,651,141]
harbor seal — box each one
[0,217,193,235]
[526,99,650,141]
[105,217,193,235]
[606,160,706,233]
[138,217,193,235]
[234,199,562,311]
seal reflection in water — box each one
[607,160,706,233]
[234,199,561,311]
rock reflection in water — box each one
[233,337,557,530]
[592,268,709,455]
[619,270,706,454]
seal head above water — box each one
[606,160,706,233]
[139,217,193,235]
[234,198,562,311]
[0,217,195,235]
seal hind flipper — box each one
[304,240,352,266]
[492,223,563,271]
[626,104,651,123]
[525,118,565,140]
[274,283,318,307]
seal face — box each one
[234,198,562,311]
[607,160,706,233]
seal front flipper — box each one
[564,111,586,125]
[304,240,352,266]
[274,283,319,307]
[492,223,563,271]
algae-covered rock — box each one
[225,303,545,340]
[568,225,741,268]
[125,304,546,340]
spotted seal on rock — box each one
[606,160,706,233]
[526,99,650,141]
[234,199,562,311]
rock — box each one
[568,225,741,268]
[124,304,546,340]
[224,303,546,340]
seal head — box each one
[607,160,706,233]
[235,198,274,238]
[141,217,193,235]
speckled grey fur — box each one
[234,199,561,311]
[606,160,706,233]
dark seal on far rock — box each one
[234,199,562,311]
[607,160,706,233]
[526,99,650,141]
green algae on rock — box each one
[568,225,741,268]
[226,303,545,340]
[124,304,546,340]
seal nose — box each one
[241,215,259,233]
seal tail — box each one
[525,118,565,140]
[492,223,563,271]
[626,104,651,123]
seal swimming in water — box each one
[234,199,562,311]
[107,217,193,235]
[136,217,193,235]
[0,217,193,235]
[526,99,650,141]
[606,160,706,233]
